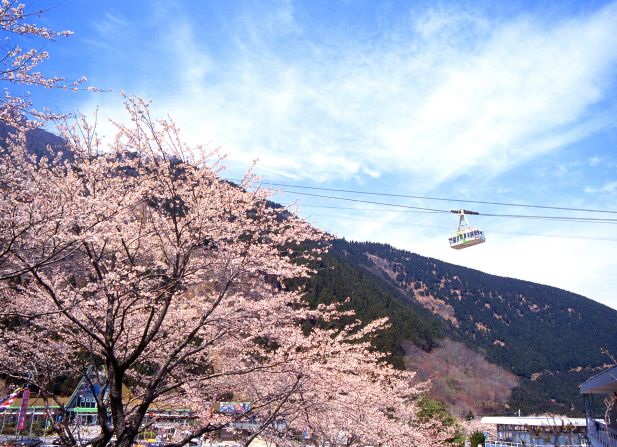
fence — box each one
[586,420,617,447]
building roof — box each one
[579,364,617,394]
[480,416,587,427]
[6,396,71,409]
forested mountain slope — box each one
[301,239,617,416]
[0,121,66,159]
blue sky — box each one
[25,0,617,309]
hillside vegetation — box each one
[403,339,518,417]
[300,239,617,416]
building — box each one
[480,415,588,447]
[1,375,257,444]
[0,372,195,442]
[580,364,617,447]
[0,395,68,437]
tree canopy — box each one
[0,97,448,447]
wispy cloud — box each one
[75,1,617,187]
[113,1,617,189]
[585,181,617,194]
[92,11,130,37]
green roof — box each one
[70,407,98,413]
[8,397,69,409]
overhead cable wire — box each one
[277,190,450,213]
[299,211,617,242]
[280,190,617,224]
[256,180,617,215]
[294,204,617,221]
[295,204,443,214]
[478,211,617,223]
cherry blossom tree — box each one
[0,0,87,127]
[0,97,445,447]
[0,3,445,445]
[256,318,448,447]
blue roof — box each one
[579,364,617,394]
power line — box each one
[257,180,617,215]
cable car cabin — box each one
[449,229,486,249]
[449,209,486,250]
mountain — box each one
[0,121,67,160]
[299,239,617,417]
[5,124,616,417]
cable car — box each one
[448,209,486,250]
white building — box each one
[479,415,588,446]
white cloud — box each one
[74,2,617,187]
[413,8,490,41]
[585,181,617,194]
[92,11,129,36]
[110,1,617,189]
